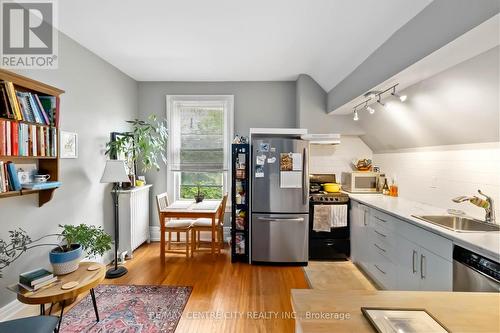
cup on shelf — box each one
[33,174,50,183]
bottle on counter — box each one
[390,177,399,197]
[382,178,390,195]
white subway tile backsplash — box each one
[374,142,500,222]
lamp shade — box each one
[100,160,130,183]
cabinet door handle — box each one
[374,264,386,275]
[374,230,387,237]
[420,254,426,279]
[412,250,418,274]
[374,243,386,253]
[374,216,387,223]
[363,211,368,226]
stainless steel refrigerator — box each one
[251,135,309,265]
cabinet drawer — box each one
[370,251,396,289]
[396,221,452,261]
[371,209,397,231]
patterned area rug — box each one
[60,285,192,333]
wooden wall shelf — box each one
[0,68,64,207]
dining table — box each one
[159,199,222,261]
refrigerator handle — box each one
[302,146,308,205]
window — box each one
[167,95,233,201]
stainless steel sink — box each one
[413,215,500,232]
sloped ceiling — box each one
[356,46,499,152]
[56,0,430,90]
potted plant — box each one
[106,115,168,187]
[0,224,112,277]
[194,183,204,203]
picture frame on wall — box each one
[60,131,78,159]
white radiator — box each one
[118,184,151,258]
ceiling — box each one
[57,0,431,90]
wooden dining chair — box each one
[156,192,193,258]
[191,193,228,256]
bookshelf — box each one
[0,68,64,206]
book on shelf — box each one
[0,119,57,158]
[0,161,7,192]
[21,181,61,190]
[5,161,21,191]
[0,80,58,126]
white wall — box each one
[373,142,500,222]
[309,136,373,181]
[0,32,138,307]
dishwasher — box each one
[453,245,500,292]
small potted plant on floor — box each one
[0,224,112,277]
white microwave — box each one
[341,171,380,193]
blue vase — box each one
[49,244,83,275]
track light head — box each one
[391,86,407,102]
[366,106,375,114]
[353,109,359,121]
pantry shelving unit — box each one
[230,143,250,263]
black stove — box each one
[310,192,349,203]
[308,174,350,260]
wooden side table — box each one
[11,262,105,332]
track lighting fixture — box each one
[364,90,381,99]
[353,83,406,121]
[353,109,359,121]
[391,86,407,102]
[377,95,385,107]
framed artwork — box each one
[60,131,78,159]
[109,132,136,175]
[361,307,449,333]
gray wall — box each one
[137,81,296,226]
[327,0,500,112]
[0,33,138,307]
[296,74,365,135]
[358,46,499,152]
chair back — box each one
[156,192,170,222]
[218,193,228,227]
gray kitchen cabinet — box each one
[396,236,452,291]
[418,247,452,291]
[396,236,425,290]
[350,201,371,268]
[350,201,453,291]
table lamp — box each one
[100,160,131,278]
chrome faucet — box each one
[452,190,495,224]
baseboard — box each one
[149,226,231,242]
[0,299,38,322]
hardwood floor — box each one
[103,242,309,333]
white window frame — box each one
[166,95,234,202]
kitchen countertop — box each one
[291,289,500,333]
[347,193,500,262]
